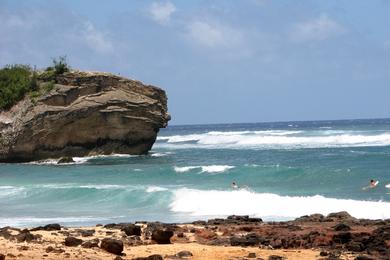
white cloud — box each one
[187,20,243,48]
[291,14,345,42]
[149,1,176,25]
[83,22,113,54]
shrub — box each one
[0,65,33,110]
[52,56,69,75]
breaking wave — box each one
[157,130,390,149]
[170,188,390,220]
[174,165,235,173]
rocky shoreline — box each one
[0,212,389,259]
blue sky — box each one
[1,0,390,125]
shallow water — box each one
[1,119,390,227]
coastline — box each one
[1,212,388,260]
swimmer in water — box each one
[363,179,379,190]
[231,182,238,189]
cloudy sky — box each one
[1,0,390,125]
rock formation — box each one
[0,71,170,162]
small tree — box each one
[52,56,70,75]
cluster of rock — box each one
[1,212,389,259]
[0,71,170,162]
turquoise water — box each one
[1,119,390,227]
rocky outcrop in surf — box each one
[0,71,170,162]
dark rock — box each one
[0,254,4,260]
[295,213,324,222]
[45,246,65,253]
[121,224,141,236]
[326,211,354,221]
[354,256,375,260]
[114,256,123,260]
[346,241,364,252]
[247,252,256,258]
[320,251,329,256]
[230,233,263,246]
[64,236,83,247]
[0,227,12,239]
[57,157,74,164]
[78,229,95,237]
[177,232,184,238]
[30,224,61,231]
[332,232,352,244]
[151,229,174,244]
[132,255,163,260]
[333,223,351,231]
[17,246,29,251]
[81,238,99,248]
[268,255,283,260]
[176,250,193,258]
[100,238,123,255]
[15,229,36,242]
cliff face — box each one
[0,71,170,162]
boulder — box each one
[31,224,61,231]
[132,255,163,260]
[81,238,99,248]
[15,229,36,242]
[121,224,141,236]
[332,232,352,244]
[57,157,74,164]
[100,238,123,255]
[333,223,351,231]
[64,237,83,247]
[151,229,174,244]
[176,250,193,258]
[0,71,170,162]
[230,233,263,246]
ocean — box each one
[1,118,390,227]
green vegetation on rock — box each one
[0,57,70,110]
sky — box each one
[1,0,390,125]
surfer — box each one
[231,181,239,189]
[363,179,379,190]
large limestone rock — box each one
[0,71,170,162]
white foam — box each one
[27,154,137,165]
[146,186,169,193]
[170,188,390,220]
[0,186,25,198]
[150,152,172,157]
[0,216,108,227]
[174,165,234,173]
[386,184,390,188]
[157,130,390,149]
[173,166,199,173]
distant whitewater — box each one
[1,119,390,227]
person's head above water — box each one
[371,179,374,183]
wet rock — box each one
[333,223,351,231]
[332,232,352,244]
[176,250,193,258]
[132,255,163,260]
[30,223,61,231]
[151,229,174,244]
[57,157,74,164]
[81,238,99,248]
[64,236,83,247]
[121,224,141,236]
[100,238,123,255]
